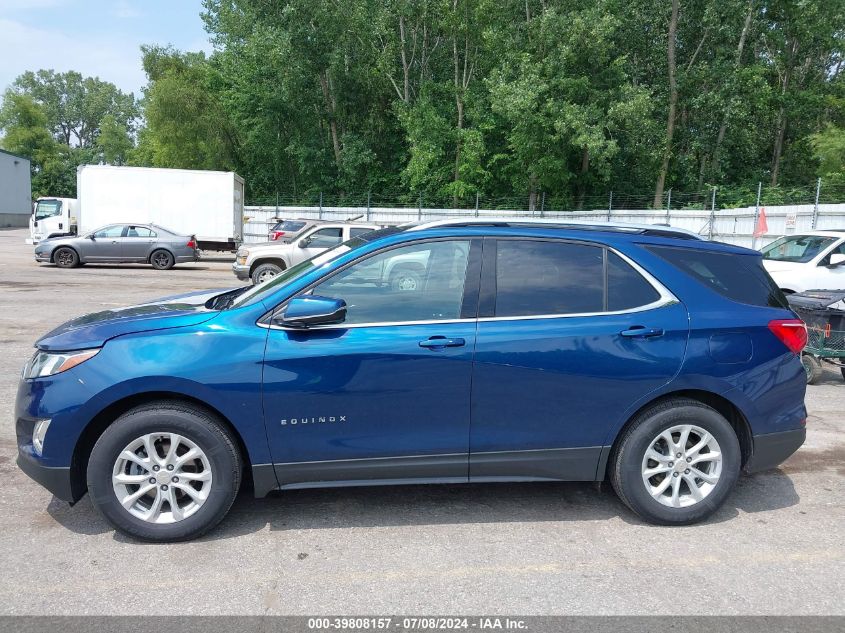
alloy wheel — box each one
[640,424,723,508]
[112,432,213,524]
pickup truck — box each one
[233,222,381,284]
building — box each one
[0,148,32,227]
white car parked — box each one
[761,230,845,293]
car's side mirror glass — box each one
[829,253,845,267]
[273,296,347,328]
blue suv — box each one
[16,220,808,541]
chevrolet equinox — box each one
[16,220,807,541]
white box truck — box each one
[29,165,245,251]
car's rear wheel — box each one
[87,402,242,542]
[609,398,741,525]
[802,354,823,384]
[150,249,175,270]
[53,247,79,268]
[251,262,283,285]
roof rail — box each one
[406,218,703,240]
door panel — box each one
[470,304,689,480]
[469,238,689,481]
[123,226,156,261]
[83,225,125,261]
[263,323,477,485]
[262,238,481,487]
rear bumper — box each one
[175,253,199,264]
[745,427,806,473]
[16,451,75,502]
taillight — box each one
[270,231,285,241]
[767,319,807,354]
[186,239,196,249]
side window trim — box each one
[480,237,677,321]
[261,237,482,329]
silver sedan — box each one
[34,223,199,270]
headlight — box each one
[236,250,249,265]
[22,348,100,380]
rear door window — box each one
[495,241,604,316]
[647,245,788,308]
[607,251,661,311]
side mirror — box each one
[88,234,96,240]
[274,295,347,328]
[829,253,845,267]
[298,238,309,248]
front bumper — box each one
[232,261,251,281]
[16,451,75,502]
[34,253,50,263]
[745,427,806,473]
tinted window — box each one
[608,251,660,311]
[350,227,375,238]
[92,225,125,238]
[495,241,604,316]
[310,240,470,324]
[126,226,155,238]
[647,245,788,308]
[304,228,343,248]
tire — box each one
[802,354,823,385]
[86,401,242,542]
[389,266,423,292]
[53,247,79,269]
[251,262,283,285]
[609,398,741,525]
[150,249,175,270]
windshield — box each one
[272,220,307,233]
[228,225,403,309]
[35,200,63,221]
[761,235,836,263]
[228,244,354,309]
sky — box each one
[0,0,213,97]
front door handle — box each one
[419,336,466,348]
[620,326,664,338]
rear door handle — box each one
[419,336,466,348]
[620,326,664,338]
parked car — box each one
[267,218,319,242]
[761,230,845,293]
[33,223,199,270]
[16,219,807,541]
[234,222,381,284]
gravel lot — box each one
[0,227,842,615]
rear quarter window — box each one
[646,245,789,309]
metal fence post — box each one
[665,189,672,223]
[319,192,323,219]
[607,191,613,221]
[752,182,762,250]
[540,192,545,217]
[275,192,279,215]
[366,192,371,221]
[812,177,821,229]
[475,192,480,217]
[418,194,422,221]
[708,186,716,240]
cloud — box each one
[0,18,147,95]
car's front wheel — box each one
[251,262,283,284]
[87,402,242,542]
[609,398,741,525]
[53,247,79,268]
